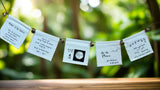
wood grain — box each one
[0,78,160,90]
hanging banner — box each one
[123,30,153,61]
[63,38,90,66]
[27,30,60,61]
[95,40,122,67]
[0,15,31,49]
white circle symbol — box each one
[75,51,84,59]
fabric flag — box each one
[0,15,31,49]
[95,40,122,67]
[63,38,90,66]
[27,30,60,61]
[123,30,153,61]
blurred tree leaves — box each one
[0,0,158,79]
[0,60,5,70]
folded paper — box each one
[63,38,90,66]
[95,40,122,67]
[0,15,31,49]
[27,30,60,61]
[123,30,153,61]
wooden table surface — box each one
[0,78,160,90]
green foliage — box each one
[0,0,158,79]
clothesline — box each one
[0,0,155,67]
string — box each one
[1,0,159,47]
[0,0,8,14]
[58,26,152,47]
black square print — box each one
[73,49,86,62]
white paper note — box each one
[95,40,122,67]
[0,15,31,49]
[27,30,60,61]
[63,38,90,66]
[123,30,153,61]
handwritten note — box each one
[63,38,90,66]
[123,30,153,61]
[0,15,31,49]
[95,40,122,67]
[27,30,60,61]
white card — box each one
[95,40,122,67]
[63,38,90,66]
[0,15,31,49]
[123,30,153,61]
[27,30,60,61]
